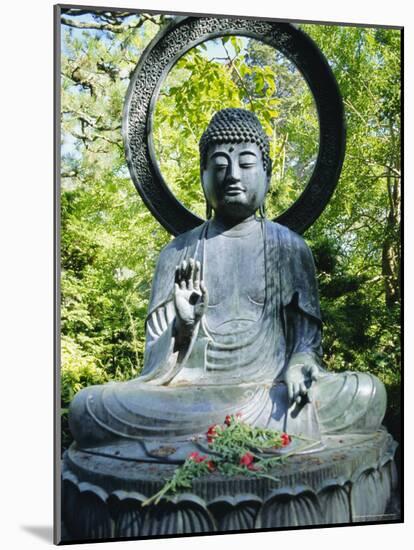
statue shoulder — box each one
[265,220,312,254]
[266,221,320,316]
[157,223,206,264]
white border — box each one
[1,0,410,548]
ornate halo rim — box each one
[123,16,346,235]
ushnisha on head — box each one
[199,108,272,223]
[199,108,271,173]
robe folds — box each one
[68,220,387,448]
[140,219,322,386]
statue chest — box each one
[203,228,266,332]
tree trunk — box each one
[382,170,401,308]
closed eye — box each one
[239,152,257,167]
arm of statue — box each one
[173,258,209,346]
[283,303,325,406]
[139,255,208,385]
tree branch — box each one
[62,109,121,132]
[62,67,95,96]
[61,170,79,178]
[61,13,158,33]
[63,9,131,17]
[222,43,255,110]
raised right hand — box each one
[174,258,208,334]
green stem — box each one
[142,426,317,507]
[142,483,172,507]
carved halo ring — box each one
[123,16,345,235]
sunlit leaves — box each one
[153,37,318,218]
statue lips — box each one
[223,184,246,197]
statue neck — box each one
[211,214,259,234]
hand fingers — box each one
[180,260,187,286]
[185,259,193,284]
[179,260,189,289]
[288,383,301,404]
[292,383,300,404]
[288,381,310,405]
[200,280,207,296]
[299,381,311,403]
[199,280,208,310]
[187,259,194,290]
[193,261,201,290]
[310,364,320,382]
[178,259,201,290]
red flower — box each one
[207,460,216,472]
[225,412,242,426]
[188,452,207,463]
[206,424,218,443]
[281,433,291,447]
[239,452,255,468]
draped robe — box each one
[69,219,387,448]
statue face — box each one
[202,142,269,221]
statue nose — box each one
[227,164,241,182]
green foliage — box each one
[60,335,109,448]
[60,11,401,449]
[60,11,171,448]
[153,36,319,218]
[301,25,401,407]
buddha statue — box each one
[68,108,387,455]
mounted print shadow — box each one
[56,5,402,545]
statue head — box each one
[199,108,272,222]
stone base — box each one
[61,430,398,541]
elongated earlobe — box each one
[259,202,266,219]
[267,158,273,179]
[206,203,213,219]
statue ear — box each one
[265,159,272,195]
[266,158,272,185]
[206,203,213,219]
[200,169,213,219]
